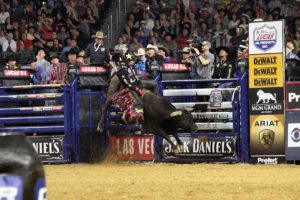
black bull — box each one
[97,76,198,150]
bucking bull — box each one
[97,68,198,151]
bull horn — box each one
[184,107,194,112]
[170,110,182,117]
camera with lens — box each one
[192,35,202,48]
[112,50,121,63]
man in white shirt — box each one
[2,33,17,52]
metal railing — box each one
[101,0,136,48]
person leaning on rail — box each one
[64,48,83,84]
[49,53,66,84]
[4,54,20,69]
[84,31,110,66]
[30,48,50,85]
[212,46,235,88]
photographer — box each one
[190,41,215,80]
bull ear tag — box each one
[259,129,275,149]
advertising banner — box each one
[249,20,285,163]
[249,54,283,88]
[248,87,284,115]
[109,135,154,160]
[28,136,64,162]
[250,115,285,155]
[249,21,283,54]
[285,82,300,160]
[162,136,237,159]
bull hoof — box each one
[97,126,103,133]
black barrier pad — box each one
[79,128,106,163]
[79,94,90,125]
[161,73,190,80]
[79,76,108,86]
[90,95,101,125]
[2,79,31,86]
[79,93,102,125]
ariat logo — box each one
[259,129,275,149]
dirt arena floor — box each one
[45,162,300,200]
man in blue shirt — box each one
[30,48,49,85]
[134,48,148,79]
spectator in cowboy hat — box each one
[84,31,109,65]
[180,46,193,64]
[158,46,177,63]
[213,46,234,80]
[49,53,66,84]
[5,55,19,69]
[64,48,83,84]
[145,43,164,79]
[134,48,148,79]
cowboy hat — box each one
[6,54,18,63]
[158,46,169,56]
[216,46,230,56]
[146,44,158,52]
[179,47,190,53]
[134,48,146,56]
[92,31,107,39]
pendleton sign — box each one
[249,54,283,88]
[249,20,285,163]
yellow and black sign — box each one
[249,54,283,88]
[250,114,285,156]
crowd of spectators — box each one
[115,0,300,70]
[1,0,300,85]
[0,0,112,63]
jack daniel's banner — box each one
[28,136,64,162]
[162,136,237,159]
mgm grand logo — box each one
[251,89,282,113]
[258,129,275,149]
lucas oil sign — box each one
[249,20,283,54]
